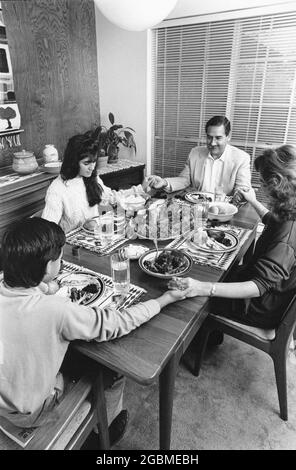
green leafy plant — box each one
[94,112,136,160]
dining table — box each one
[63,201,260,450]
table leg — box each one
[159,352,178,450]
[93,367,110,449]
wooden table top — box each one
[65,203,260,385]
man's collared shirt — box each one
[200,150,226,193]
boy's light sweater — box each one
[0,281,160,427]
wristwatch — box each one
[209,283,216,297]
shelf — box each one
[0,128,24,136]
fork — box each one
[153,237,159,258]
[169,229,194,250]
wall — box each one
[95,0,296,174]
[94,7,147,165]
[167,0,296,18]
[1,0,100,168]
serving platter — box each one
[185,191,214,204]
[138,249,193,279]
[56,271,105,306]
[189,229,238,254]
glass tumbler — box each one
[111,252,130,296]
[94,212,114,247]
[214,184,226,202]
[194,202,209,229]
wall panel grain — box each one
[0,0,100,167]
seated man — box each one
[147,115,251,196]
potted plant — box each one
[95,112,136,164]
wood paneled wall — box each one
[0,0,100,168]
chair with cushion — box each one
[0,370,110,450]
[192,294,296,421]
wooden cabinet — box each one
[0,161,145,239]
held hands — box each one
[168,277,208,298]
[236,187,257,205]
[146,175,167,190]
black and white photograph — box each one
[0,0,296,457]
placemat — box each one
[166,225,253,271]
[60,260,146,311]
[0,171,41,188]
[66,226,127,256]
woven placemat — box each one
[66,226,127,256]
[166,225,253,271]
[60,260,146,311]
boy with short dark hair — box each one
[0,218,184,443]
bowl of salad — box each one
[138,249,193,279]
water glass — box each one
[193,202,208,228]
[94,212,114,247]
[214,184,226,202]
[111,252,130,296]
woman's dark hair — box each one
[205,116,231,136]
[255,144,296,221]
[60,131,103,206]
[1,217,66,288]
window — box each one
[152,11,296,202]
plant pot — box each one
[97,156,109,169]
[108,147,119,164]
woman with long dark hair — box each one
[170,144,296,329]
[42,131,146,233]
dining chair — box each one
[192,294,296,421]
[30,208,43,218]
[0,371,109,450]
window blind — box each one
[151,11,296,202]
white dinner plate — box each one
[56,272,105,306]
[185,191,214,204]
[189,229,238,254]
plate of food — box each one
[139,249,193,279]
[185,191,214,204]
[41,162,62,174]
[82,217,99,234]
[56,272,105,306]
[189,228,238,253]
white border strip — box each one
[154,2,296,28]
[146,29,152,175]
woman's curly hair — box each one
[60,131,102,206]
[255,144,296,221]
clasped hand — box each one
[168,277,204,298]
[145,175,167,189]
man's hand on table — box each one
[146,175,168,190]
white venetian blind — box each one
[151,11,296,202]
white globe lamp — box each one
[94,0,178,31]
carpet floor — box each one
[114,335,296,450]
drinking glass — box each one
[94,212,114,247]
[194,202,209,228]
[214,184,226,202]
[110,252,130,296]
